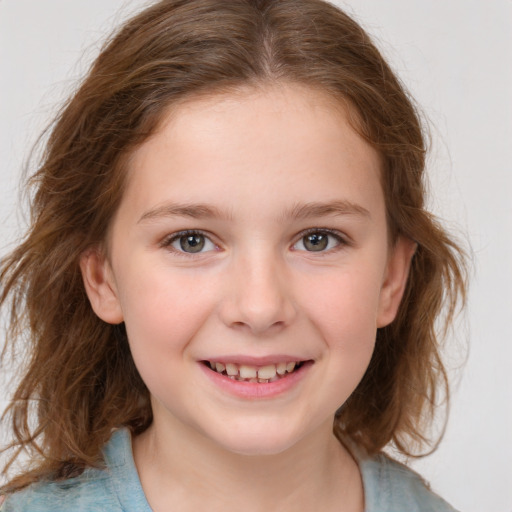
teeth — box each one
[276,362,287,375]
[257,365,277,380]
[225,363,238,376]
[239,365,257,379]
[208,360,302,381]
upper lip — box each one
[201,355,310,366]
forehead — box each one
[122,83,383,221]
[153,84,365,162]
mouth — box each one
[201,360,308,383]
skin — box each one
[81,83,415,512]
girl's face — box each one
[82,84,414,455]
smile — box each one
[204,360,304,383]
[200,358,313,399]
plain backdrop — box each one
[1,1,511,511]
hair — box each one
[0,0,466,492]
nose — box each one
[218,250,297,335]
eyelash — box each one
[159,228,349,256]
[159,229,218,256]
[292,228,349,254]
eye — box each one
[164,231,217,254]
[292,230,345,252]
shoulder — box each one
[1,429,149,512]
[0,467,120,512]
[359,453,460,512]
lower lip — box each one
[199,361,313,399]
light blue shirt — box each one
[1,429,458,511]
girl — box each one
[0,0,466,510]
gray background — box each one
[1,1,511,510]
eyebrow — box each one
[138,203,232,223]
[282,200,371,221]
[137,199,370,224]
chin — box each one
[206,423,305,457]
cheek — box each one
[306,272,381,400]
[301,266,383,343]
[115,263,217,375]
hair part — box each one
[1,0,466,491]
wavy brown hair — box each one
[0,0,466,491]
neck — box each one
[132,415,364,512]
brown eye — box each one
[303,233,328,251]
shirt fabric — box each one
[1,429,458,511]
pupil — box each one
[304,233,328,251]
[180,234,205,253]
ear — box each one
[376,236,417,328]
[80,248,124,324]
